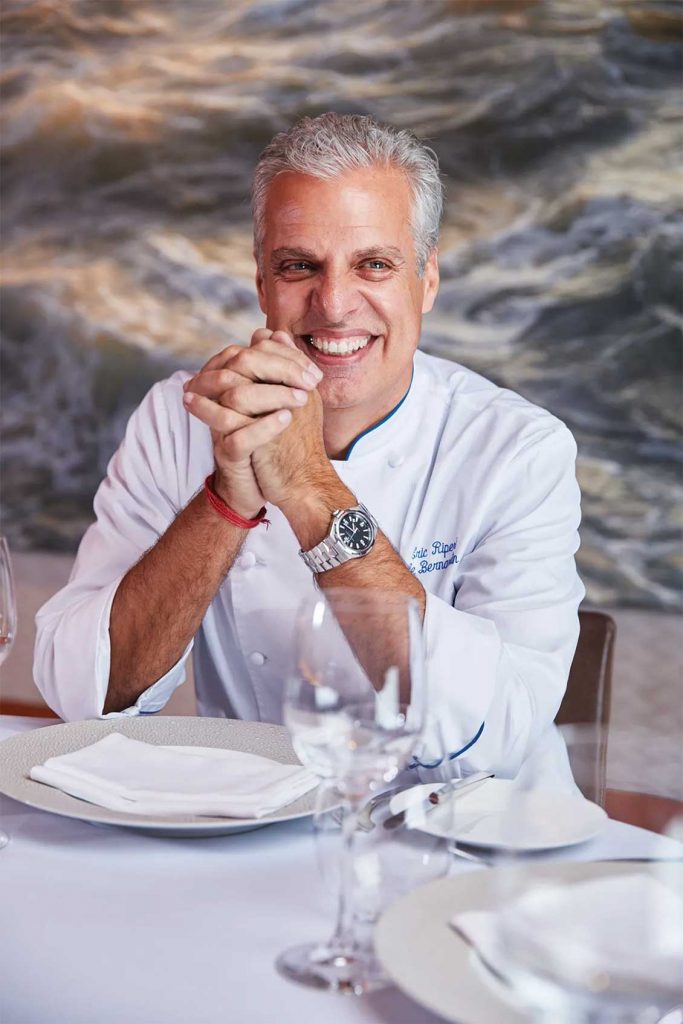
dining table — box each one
[1,714,682,1024]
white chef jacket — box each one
[34,350,585,787]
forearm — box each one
[281,474,425,613]
[105,489,248,713]
[320,530,426,615]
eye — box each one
[282,261,313,273]
[364,260,389,270]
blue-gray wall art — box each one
[1,0,681,609]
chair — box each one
[555,609,616,806]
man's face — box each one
[255,165,439,424]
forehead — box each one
[262,166,414,252]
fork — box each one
[327,786,406,833]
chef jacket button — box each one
[388,452,405,468]
[249,651,266,666]
[239,552,257,569]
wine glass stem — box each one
[327,795,363,955]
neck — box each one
[323,408,367,460]
[323,374,413,460]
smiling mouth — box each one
[300,334,378,356]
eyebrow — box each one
[270,247,318,268]
[354,246,406,265]
[269,245,407,269]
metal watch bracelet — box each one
[300,537,347,573]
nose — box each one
[310,266,362,324]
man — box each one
[35,114,584,782]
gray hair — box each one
[252,113,444,276]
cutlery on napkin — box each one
[29,733,318,818]
[451,873,683,1000]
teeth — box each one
[304,335,372,355]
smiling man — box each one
[35,114,584,784]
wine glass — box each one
[276,587,426,994]
[481,725,683,1024]
[0,535,18,850]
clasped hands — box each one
[183,329,331,519]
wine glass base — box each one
[275,941,389,995]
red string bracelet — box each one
[204,474,270,530]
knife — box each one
[382,770,494,831]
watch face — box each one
[337,510,375,553]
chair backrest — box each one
[555,609,616,806]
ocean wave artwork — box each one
[1,0,681,608]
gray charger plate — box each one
[0,716,326,837]
[375,861,683,1024]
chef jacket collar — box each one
[334,364,417,462]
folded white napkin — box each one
[452,873,683,997]
[30,733,318,819]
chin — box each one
[319,379,362,411]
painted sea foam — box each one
[1,0,681,607]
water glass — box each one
[277,587,427,994]
[488,725,683,1024]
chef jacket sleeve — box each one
[412,423,585,781]
[33,374,195,721]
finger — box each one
[184,388,293,456]
[247,337,322,380]
[221,408,292,461]
[268,329,298,350]
[251,328,274,344]
[183,391,253,434]
[184,367,245,398]
[229,346,322,389]
[250,328,297,351]
[199,344,243,374]
[250,333,319,372]
[219,382,308,416]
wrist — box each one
[213,473,263,521]
[279,475,356,551]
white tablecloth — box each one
[1,716,681,1024]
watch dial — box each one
[338,511,374,552]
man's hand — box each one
[182,329,323,517]
[250,367,331,508]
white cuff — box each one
[99,639,193,718]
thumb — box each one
[270,329,298,350]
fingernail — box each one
[292,388,307,404]
[303,370,320,387]
[310,365,324,380]
[183,391,194,405]
[278,410,292,424]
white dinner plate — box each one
[0,716,328,837]
[389,778,607,851]
[375,861,683,1024]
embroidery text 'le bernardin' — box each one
[409,539,459,576]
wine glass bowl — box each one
[277,587,427,993]
[0,535,17,850]
[0,536,17,669]
[284,589,425,793]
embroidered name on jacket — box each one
[409,539,459,576]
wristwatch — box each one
[299,504,379,573]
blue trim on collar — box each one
[343,367,414,460]
[407,721,485,771]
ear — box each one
[255,264,268,315]
[421,249,440,315]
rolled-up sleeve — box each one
[34,373,197,721]
[413,425,585,781]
